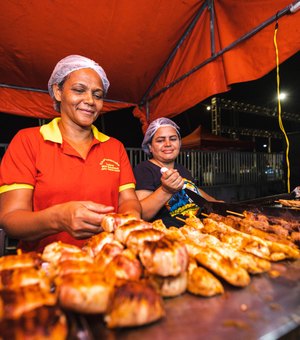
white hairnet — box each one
[48,55,110,100]
[142,118,181,155]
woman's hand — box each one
[160,169,184,194]
[57,201,114,239]
[0,188,115,241]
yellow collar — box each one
[39,117,110,143]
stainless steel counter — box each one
[83,259,300,340]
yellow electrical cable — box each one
[273,22,290,193]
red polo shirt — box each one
[0,118,136,252]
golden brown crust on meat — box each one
[277,199,300,208]
[187,259,224,297]
[82,231,115,257]
[114,219,153,244]
[104,253,143,285]
[146,271,187,297]
[42,242,82,264]
[101,213,138,232]
[104,280,165,328]
[0,305,67,340]
[0,252,42,271]
[139,236,189,277]
[0,283,57,320]
[53,259,100,278]
[151,219,168,232]
[0,267,51,291]
[125,228,165,253]
[195,247,251,287]
[57,272,112,314]
[94,242,124,271]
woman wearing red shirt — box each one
[0,55,141,252]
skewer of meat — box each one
[207,212,296,248]
[201,217,300,261]
[183,238,250,287]
[277,199,300,208]
[187,258,224,297]
[180,226,271,274]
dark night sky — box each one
[1,52,299,150]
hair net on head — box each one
[47,55,110,100]
[141,117,181,155]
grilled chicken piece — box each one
[221,212,300,246]
[0,283,57,319]
[114,219,153,244]
[194,247,250,287]
[42,249,95,281]
[0,305,67,340]
[180,226,220,247]
[187,258,224,297]
[200,218,271,260]
[231,251,271,274]
[183,216,204,230]
[203,217,300,261]
[184,238,251,287]
[42,242,82,264]
[291,232,300,246]
[146,271,187,298]
[151,219,168,232]
[0,267,51,291]
[0,252,42,271]
[125,228,165,253]
[82,231,115,257]
[104,280,165,328]
[57,272,112,314]
[181,226,271,274]
[53,260,100,279]
[101,213,138,232]
[237,222,294,246]
[94,241,124,272]
[277,199,300,208]
[139,236,189,277]
[209,212,292,242]
[104,252,143,285]
[268,216,300,232]
[266,240,300,261]
[164,226,186,241]
[58,250,93,263]
[235,212,290,238]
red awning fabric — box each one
[0,1,299,132]
[181,126,254,150]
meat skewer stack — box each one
[0,211,299,338]
[277,199,300,209]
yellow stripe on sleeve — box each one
[119,183,136,192]
[0,183,34,194]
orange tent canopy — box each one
[181,126,254,150]
[0,0,299,131]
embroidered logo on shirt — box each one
[100,159,120,172]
